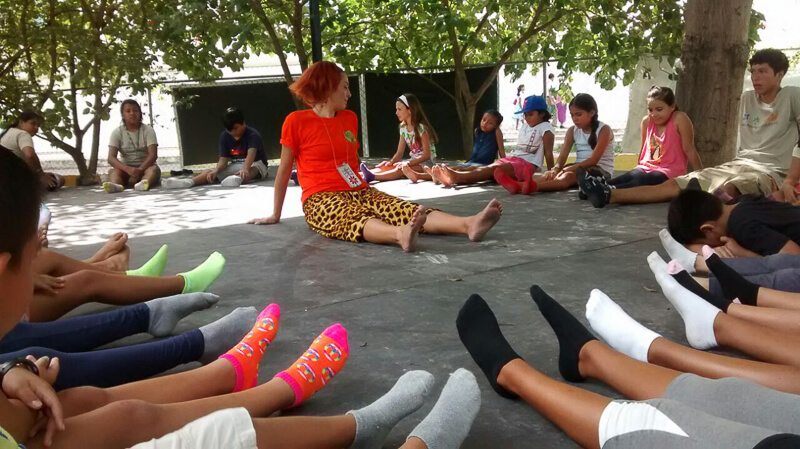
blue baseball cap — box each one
[521,95,547,113]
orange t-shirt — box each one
[281,109,367,203]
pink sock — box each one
[274,323,350,407]
[219,304,280,392]
[702,245,716,260]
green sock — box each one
[127,244,169,277]
[179,252,226,293]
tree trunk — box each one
[675,0,753,167]
[452,73,477,159]
[622,56,676,153]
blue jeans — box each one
[0,304,205,390]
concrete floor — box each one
[47,174,687,448]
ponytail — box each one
[589,114,600,149]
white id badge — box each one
[337,163,364,188]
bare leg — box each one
[728,303,800,332]
[647,336,800,394]
[363,208,427,252]
[374,166,406,181]
[578,340,681,400]
[608,178,681,204]
[434,165,497,187]
[755,288,800,310]
[108,168,129,188]
[400,164,432,183]
[29,270,184,321]
[422,199,502,241]
[30,379,299,449]
[533,171,577,192]
[143,165,161,187]
[83,233,130,265]
[242,166,262,184]
[714,312,800,367]
[34,250,116,276]
[191,170,214,186]
[496,358,608,449]
[252,415,356,449]
[58,360,237,417]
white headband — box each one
[398,95,409,107]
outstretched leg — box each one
[422,199,502,241]
[456,293,609,449]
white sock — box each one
[220,175,243,187]
[38,204,51,228]
[162,178,194,189]
[659,229,698,274]
[585,289,661,362]
[134,179,150,191]
[103,181,124,193]
[648,252,719,349]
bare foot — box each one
[401,164,420,183]
[96,245,130,272]
[423,166,440,185]
[397,206,428,252]
[467,199,502,242]
[87,233,128,263]
[433,166,455,188]
[38,225,49,248]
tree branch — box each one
[249,0,296,87]
[461,0,496,55]
[474,3,570,101]
[387,40,455,101]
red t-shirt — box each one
[281,109,367,203]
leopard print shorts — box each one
[303,187,422,242]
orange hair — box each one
[289,61,345,106]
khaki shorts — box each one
[217,160,268,181]
[674,160,778,195]
[128,408,256,449]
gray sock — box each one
[145,292,220,337]
[348,370,435,449]
[199,307,258,363]
[407,368,481,449]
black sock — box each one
[456,294,521,399]
[705,253,759,306]
[671,270,732,312]
[529,285,596,382]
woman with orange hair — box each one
[249,61,502,252]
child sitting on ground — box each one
[582,86,702,198]
[0,112,64,191]
[667,189,800,257]
[0,149,481,449]
[460,109,506,167]
[360,93,438,183]
[430,96,553,192]
[103,99,161,193]
[526,93,615,195]
[163,107,268,189]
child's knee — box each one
[101,399,162,427]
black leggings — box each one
[608,168,668,189]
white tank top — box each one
[573,121,615,175]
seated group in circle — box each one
[8,145,800,448]
[4,48,800,449]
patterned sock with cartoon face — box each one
[219,303,281,392]
[274,323,350,407]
